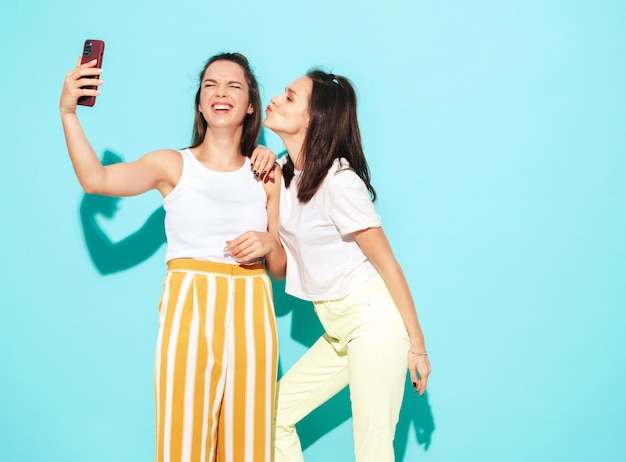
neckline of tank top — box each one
[184,148,249,174]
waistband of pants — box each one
[166,258,266,276]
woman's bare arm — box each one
[60,58,178,197]
[354,226,432,395]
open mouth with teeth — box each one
[212,103,233,113]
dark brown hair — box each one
[190,52,261,157]
[283,70,376,203]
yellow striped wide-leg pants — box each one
[154,259,278,462]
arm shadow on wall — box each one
[272,279,435,457]
[80,150,166,275]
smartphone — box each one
[78,39,105,107]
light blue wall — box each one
[2,1,625,461]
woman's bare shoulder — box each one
[139,148,185,195]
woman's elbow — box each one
[79,172,110,195]
[81,182,100,195]
[270,269,286,282]
[265,261,286,282]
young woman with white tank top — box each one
[60,52,285,462]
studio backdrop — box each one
[1,1,625,461]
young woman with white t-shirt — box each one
[255,70,432,462]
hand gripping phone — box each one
[78,39,105,107]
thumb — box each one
[409,368,419,393]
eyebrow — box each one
[286,87,297,97]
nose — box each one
[216,84,227,97]
[270,96,278,106]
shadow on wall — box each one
[80,149,435,456]
[80,150,166,274]
[272,280,436,457]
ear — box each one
[247,103,254,115]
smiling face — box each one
[198,60,254,129]
[264,76,312,142]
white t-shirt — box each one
[164,148,268,263]
[279,158,381,301]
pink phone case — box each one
[78,39,105,107]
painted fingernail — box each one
[263,170,267,175]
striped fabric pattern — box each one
[154,259,278,462]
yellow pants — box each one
[274,274,409,462]
[155,259,278,462]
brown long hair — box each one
[283,70,376,203]
[189,52,261,157]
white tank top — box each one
[163,148,268,263]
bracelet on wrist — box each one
[409,350,428,356]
